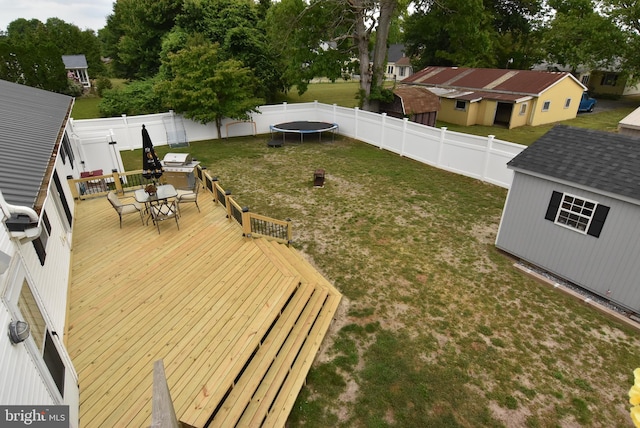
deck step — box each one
[234,287,331,427]
[204,283,319,427]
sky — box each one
[0,0,113,33]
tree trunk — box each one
[352,0,398,112]
[367,0,397,112]
[352,0,372,110]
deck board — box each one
[67,191,341,427]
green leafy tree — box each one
[156,37,264,138]
[101,0,182,79]
[601,0,640,80]
[404,0,544,69]
[0,19,68,92]
[542,0,625,73]
[265,0,405,111]
[173,0,286,102]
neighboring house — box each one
[62,55,90,88]
[582,70,640,97]
[403,66,587,129]
[0,80,80,424]
[496,125,640,313]
[379,85,440,127]
[618,106,640,137]
[534,62,640,97]
[383,44,413,82]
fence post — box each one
[401,118,408,157]
[379,113,387,150]
[112,171,124,194]
[437,126,447,167]
[242,207,252,237]
[483,135,495,183]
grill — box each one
[161,153,200,188]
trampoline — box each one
[269,121,339,145]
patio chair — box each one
[176,182,200,215]
[107,191,144,228]
[149,199,179,234]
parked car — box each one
[578,91,597,112]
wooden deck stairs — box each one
[180,239,341,427]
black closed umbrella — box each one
[142,124,163,180]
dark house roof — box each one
[62,54,88,69]
[403,66,585,98]
[508,125,640,201]
[0,80,73,207]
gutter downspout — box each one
[0,190,42,242]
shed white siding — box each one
[496,173,640,312]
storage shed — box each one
[379,86,440,127]
[496,125,640,313]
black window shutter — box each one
[587,204,610,238]
[32,237,46,266]
[545,191,563,221]
[43,331,65,396]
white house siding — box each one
[0,306,56,405]
[496,173,640,312]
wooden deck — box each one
[66,191,341,427]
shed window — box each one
[545,191,609,237]
[542,101,551,111]
[519,103,527,115]
[564,98,572,109]
[455,100,466,111]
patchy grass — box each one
[122,135,640,427]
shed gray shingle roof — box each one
[0,80,73,207]
[508,125,640,201]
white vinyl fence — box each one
[68,102,526,189]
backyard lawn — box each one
[120,135,640,427]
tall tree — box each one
[266,0,404,111]
[101,0,182,79]
[156,37,264,138]
[405,0,496,68]
[0,18,82,93]
[600,0,640,79]
[173,0,286,102]
[542,0,624,73]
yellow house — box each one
[403,66,587,129]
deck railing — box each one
[197,166,292,245]
[68,170,156,200]
[68,167,293,245]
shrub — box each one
[95,77,113,97]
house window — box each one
[545,191,610,237]
[387,65,394,74]
[519,103,527,116]
[16,278,65,395]
[399,67,405,77]
[542,101,551,111]
[581,75,590,85]
[564,98,572,109]
[600,73,618,86]
[455,100,466,111]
